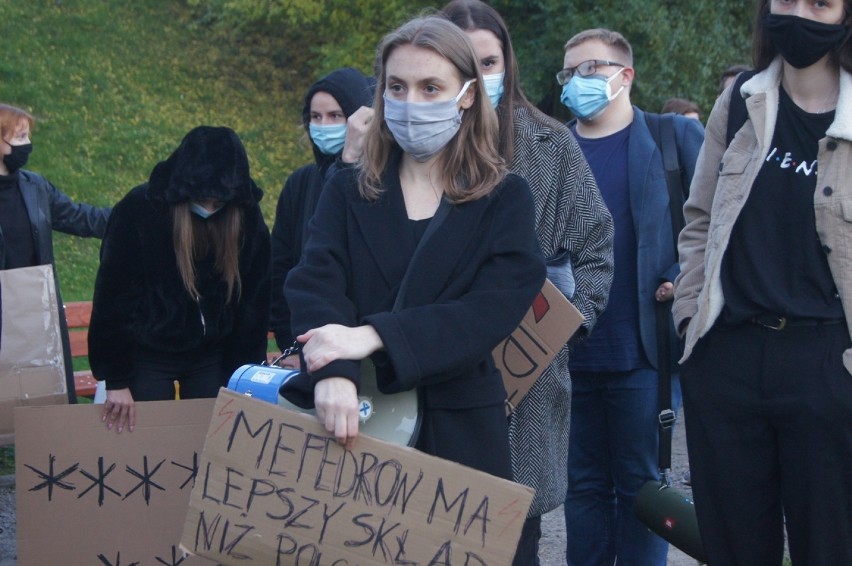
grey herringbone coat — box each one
[507,105,614,517]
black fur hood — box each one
[147,125,262,206]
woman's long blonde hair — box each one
[172,203,243,303]
[360,16,505,203]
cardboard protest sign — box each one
[494,278,584,414]
[15,399,219,566]
[181,388,534,565]
[0,264,68,444]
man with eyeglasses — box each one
[557,28,704,566]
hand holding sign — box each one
[314,376,360,449]
[102,387,136,433]
[180,389,534,565]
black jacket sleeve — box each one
[88,191,144,389]
[44,178,111,237]
[270,173,302,349]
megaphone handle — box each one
[266,341,302,367]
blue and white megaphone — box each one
[227,358,421,447]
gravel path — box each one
[0,474,15,566]
[0,413,697,565]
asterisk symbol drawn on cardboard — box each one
[25,453,78,501]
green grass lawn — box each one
[0,0,315,300]
[0,2,318,471]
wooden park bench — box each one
[65,301,98,398]
[64,300,282,399]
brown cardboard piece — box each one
[0,264,68,445]
[180,388,534,565]
[494,279,584,414]
[15,399,219,565]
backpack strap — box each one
[644,110,686,479]
[725,70,758,147]
[644,112,685,257]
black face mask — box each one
[765,13,849,69]
[3,143,32,173]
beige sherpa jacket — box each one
[673,57,852,374]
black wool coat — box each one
[285,155,545,413]
[88,184,270,390]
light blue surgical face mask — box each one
[309,123,347,155]
[383,79,474,162]
[483,72,505,108]
[560,68,625,121]
[190,202,223,219]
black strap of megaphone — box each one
[655,301,675,484]
[392,198,451,313]
[647,112,682,487]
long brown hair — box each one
[752,0,852,72]
[441,0,537,164]
[360,16,505,204]
[172,203,244,303]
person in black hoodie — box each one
[270,67,373,358]
[90,126,270,433]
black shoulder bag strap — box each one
[645,111,683,483]
[646,112,686,249]
[725,70,757,149]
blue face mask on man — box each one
[309,123,347,155]
[560,68,625,121]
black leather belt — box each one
[750,313,845,330]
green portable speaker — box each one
[634,480,707,564]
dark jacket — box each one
[0,170,110,269]
[270,67,373,349]
[0,170,110,401]
[625,107,704,369]
[675,59,852,372]
[89,126,270,390]
[284,154,546,410]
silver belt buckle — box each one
[758,315,787,330]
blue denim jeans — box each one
[564,368,679,566]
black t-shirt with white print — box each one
[720,85,844,324]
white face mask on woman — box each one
[383,79,474,162]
